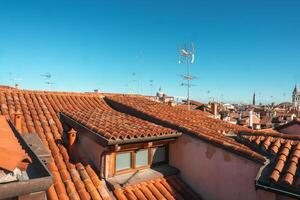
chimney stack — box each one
[249,110,253,128]
[15,83,19,89]
[211,102,218,116]
[68,128,77,148]
[14,110,22,133]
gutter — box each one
[251,139,300,199]
[255,181,300,199]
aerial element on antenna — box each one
[178,42,195,64]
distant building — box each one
[292,84,300,107]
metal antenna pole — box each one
[187,57,190,111]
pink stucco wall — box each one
[280,124,300,134]
[78,134,105,172]
[169,134,262,200]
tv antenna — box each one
[149,80,154,95]
[178,42,196,110]
[40,72,53,91]
[45,81,54,91]
[40,72,51,79]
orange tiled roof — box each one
[0,115,31,172]
[62,109,178,142]
[105,96,266,162]
[0,89,112,200]
[114,176,201,200]
[239,134,300,194]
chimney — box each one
[14,110,22,133]
[94,89,99,93]
[68,128,77,147]
[15,83,19,89]
[249,110,253,128]
[211,102,218,116]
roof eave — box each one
[59,113,181,147]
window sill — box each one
[106,164,179,190]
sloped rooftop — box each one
[105,95,266,163]
[238,133,300,198]
[0,89,113,199]
[61,109,179,144]
[114,175,201,200]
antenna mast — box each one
[178,42,195,111]
[40,72,54,91]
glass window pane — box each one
[136,149,148,167]
[153,147,166,164]
[116,152,131,171]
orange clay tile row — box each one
[62,109,177,141]
[0,115,31,172]
[106,96,265,162]
[114,176,201,200]
[0,89,112,200]
[242,135,300,186]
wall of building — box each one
[280,124,300,134]
[169,134,262,200]
[78,134,105,173]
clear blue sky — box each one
[0,0,300,104]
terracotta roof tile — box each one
[241,134,300,191]
[114,176,201,200]
[0,89,113,200]
[0,115,31,172]
[105,96,265,163]
[62,109,178,141]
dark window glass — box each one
[153,147,166,164]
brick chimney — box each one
[14,110,22,133]
[68,128,77,147]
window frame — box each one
[113,145,168,176]
[114,149,151,175]
[114,151,134,173]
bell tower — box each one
[292,84,299,107]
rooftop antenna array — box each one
[40,72,54,91]
[178,42,195,110]
[149,80,154,95]
[131,72,141,94]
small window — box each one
[153,146,167,164]
[116,152,131,171]
[136,149,149,167]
